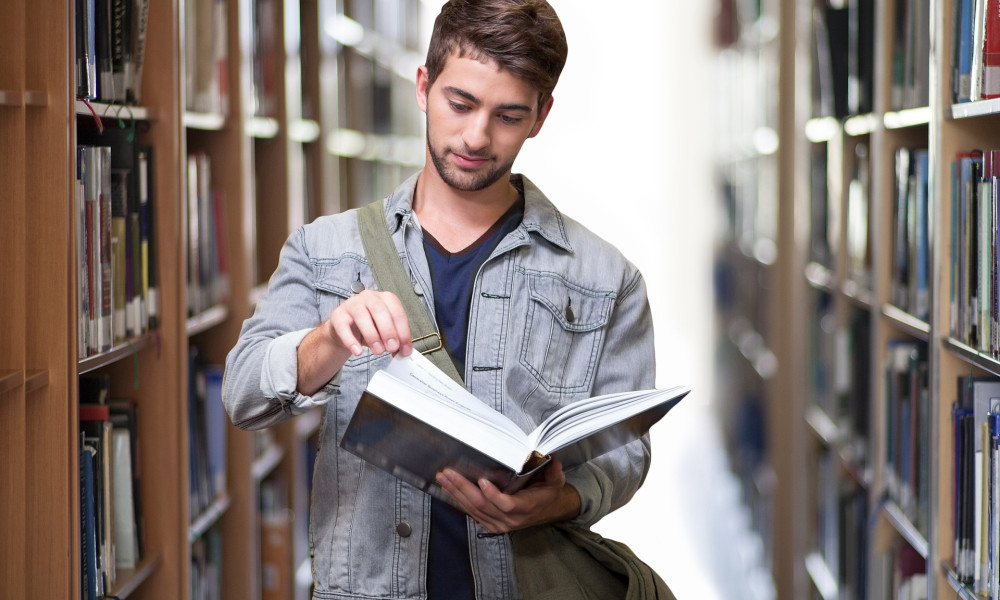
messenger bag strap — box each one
[357,199,464,385]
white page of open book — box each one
[528,387,689,456]
[368,352,531,470]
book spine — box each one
[984,0,1000,97]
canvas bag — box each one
[357,199,675,600]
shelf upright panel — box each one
[0,0,29,597]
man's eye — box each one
[449,102,470,112]
[500,115,523,125]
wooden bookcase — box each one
[0,0,427,598]
[717,0,1000,598]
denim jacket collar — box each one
[384,171,574,253]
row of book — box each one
[191,529,222,600]
[810,0,875,119]
[890,0,931,111]
[952,0,1000,103]
[76,126,159,358]
[884,339,930,537]
[184,0,229,115]
[79,373,145,600]
[951,149,1000,355]
[891,147,931,323]
[75,0,150,103]
[951,375,1000,595]
[186,152,231,317]
[813,448,869,598]
[188,347,228,519]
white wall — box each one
[514,3,722,598]
[421,2,724,597]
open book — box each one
[339,351,689,498]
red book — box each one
[983,0,1000,97]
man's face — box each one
[416,52,552,192]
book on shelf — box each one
[80,403,116,592]
[339,351,689,501]
[76,0,97,99]
[847,0,874,115]
[184,0,228,114]
[188,347,228,518]
[846,143,872,289]
[952,376,1000,590]
[78,125,156,356]
[890,0,930,110]
[80,374,146,569]
[74,0,149,103]
[883,339,929,535]
[891,147,930,321]
[81,438,101,600]
[951,149,999,354]
[811,1,849,119]
[185,152,230,316]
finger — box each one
[342,293,391,354]
[327,310,365,356]
[378,293,413,355]
[477,477,517,513]
[437,470,505,530]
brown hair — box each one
[425,0,568,111]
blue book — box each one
[81,443,99,600]
[958,0,974,102]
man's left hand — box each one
[435,459,581,533]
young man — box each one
[224,1,657,598]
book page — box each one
[382,352,524,439]
[368,354,530,469]
[529,386,690,455]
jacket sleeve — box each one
[563,268,656,528]
[223,227,340,430]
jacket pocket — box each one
[312,254,384,371]
[519,271,614,393]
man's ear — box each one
[528,96,555,138]
[415,65,430,113]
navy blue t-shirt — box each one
[423,197,524,599]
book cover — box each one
[340,352,689,502]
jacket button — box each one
[395,521,412,537]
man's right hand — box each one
[296,290,413,396]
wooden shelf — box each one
[0,370,24,394]
[944,337,1000,377]
[881,304,931,341]
[882,106,931,130]
[843,113,878,136]
[78,331,156,374]
[24,370,48,394]
[75,100,157,121]
[881,500,928,559]
[183,111,226,130]
[186,305,229,337]
[110,552,163,599]
[247,116,280,139]
[804,262,836,292]
[950,98,1000,120]
[940,561,979,600]
[251,444,285,483]
[189,493,232,543]
[804,552,838,600]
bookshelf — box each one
[0,0,427,598]
[717,0,1000,597]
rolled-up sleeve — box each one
[223,227,339,430]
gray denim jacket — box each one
[223,173,656,600]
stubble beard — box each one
[426,129,514,192]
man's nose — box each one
[463,112,491,151]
